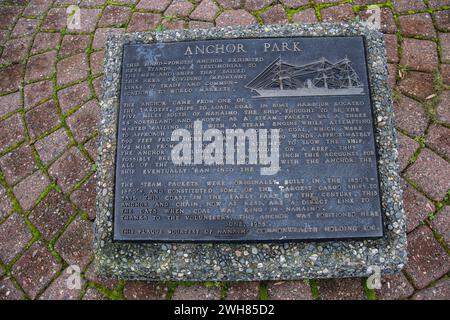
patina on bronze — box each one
[113,36,384,242]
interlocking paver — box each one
[123,281,167,300]
[0,185,13,221]
[29,190,76,240]
[399,13,436,39]
[321,4,355,23]
[359,8,397,34]
[426,124,450,159]
[66,100,100,143]
[90,51,105,75]
[267,281,312,300]
[84,137,98,161]
[317,278,365,300]
[93,28,124,50]
[84,262,118,290]
[404,225,450,289]
[12,240,61,299]
[292,8,317,24]
[0,63,23,93]
[11,18,39,38]
[226,282,260,300]
[433,10,449,31]
[34,128,71,164]
[161,19,186,30]
[76,8,102,33]
[0,213,33,264]
[440,33,450,64]
[136,0,172,12]
[70,175,96,219]
[217,0,243,9]
[0,113,26,154]
[92,75,104,98]
[60,35,90,59]
[0,145,36,185]
[397,132,419,171]
[127,13,161,32]
[216,9,257,27]
[25,50,56,82]
[48,147,91,193]
[0,6,22,29]
[189,20,214,29]
[57,53,89,87]
[42,8,67,30]
[0,91,21,118]
[436,91,450,124]
[244,0,272,11]
[384,34,398,64]
[404,148,450,201]
[82,287,107,300]
[280,0,309,8]
[430,206,449,246]
[99,5,132,27]
[260,4,288,25]
[13,170,50,211]
[31,32,60,55]
[0,36,32,64]
[413,278,450,300]
[173,285,221,300]
[23,0,52,17]
[392,0,426,12]
[24,80,53,110]
[190,0,219,22]
[39,266,84,300]
[393,94,428,137]
[376,273,414,300]
[401,39,438,74]
[57,81,91,113]
[398,71,435,101]
[55,217,93,269]
[25,99,60,140]
[0,278,23,300]
[401,179,435,233]
[165,1,194,18]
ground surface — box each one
[0,0,449,300]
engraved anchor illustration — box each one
[246,56,364,97]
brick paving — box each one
[0,0,448,300]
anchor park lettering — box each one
[184,41,302,55]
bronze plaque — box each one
[114,36,384,242]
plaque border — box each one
[94,23,407,280]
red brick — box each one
[136,0,172,11]
[427,0,449,9]
[70,175,96,219]
[165,1,194,18]
[12,241,61,299]
[75,8,102,33]
[267,281,312,300]
[34,128,71,164]
[433,10,449,31]
[189,20,214,29]
[25,51,56,82]
[393,94,428,137]
[399,13,436,38]
[384,34,398,64]
[436,91,450,124]
[23,0,52,17]
[31,32,60,55]
[84,262,118,290]
[67,100,100,143]
[441,64,450,86]
[388,64,396,89]
[84,136,98,161]
[48,147,91,193]
[226,282,259,300]
[0,91,21,118]
[11,18,39,38]
[0,63,23,93]
[173,285,221,300]
[57,53,89,86]
[0,36,33,64]
[0,185,13,221]
[0,113,25,153]
[92,76,104,98]
[190,0,219,22]
[376,273,414,300]
[161,19,186,30]
[26,100,60,140]
[359,7,397,34]
[123,281,167,300]
[93,28,124,50]
[431,206,449,246]
[440,33,450,64]
[392,0,426,12]
[401,179,435,233]
[55,217,93,269]
[321,4,355,23]
[317,278,365,300]
[29,190,76,240]
[39,266,84,300]
[216,0,242,9]
[60,35,90,59]
[99,5,132,27]
[292,8,317,24]
[13,170,50,211]
[261,4,288,25]
[0,145,36,185]
[398,71,435,101]
[216,9,257,27]
[397,131,419,171]
[0,6,22,29]
[405,148,450,201]
[90,51,105,75]
[80,0,106,6]
[280,0,309,8]
[0,278,23,300]
[401,39,438,74]
[127,13,161,32]
[0,214,33,264]
[244,0,272,11]
[404,225,450,289]
[42,8,67,30]
[24,80,53,110]
[426,124,450,159]
[58,81,91,113]
[413,278,450,300]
